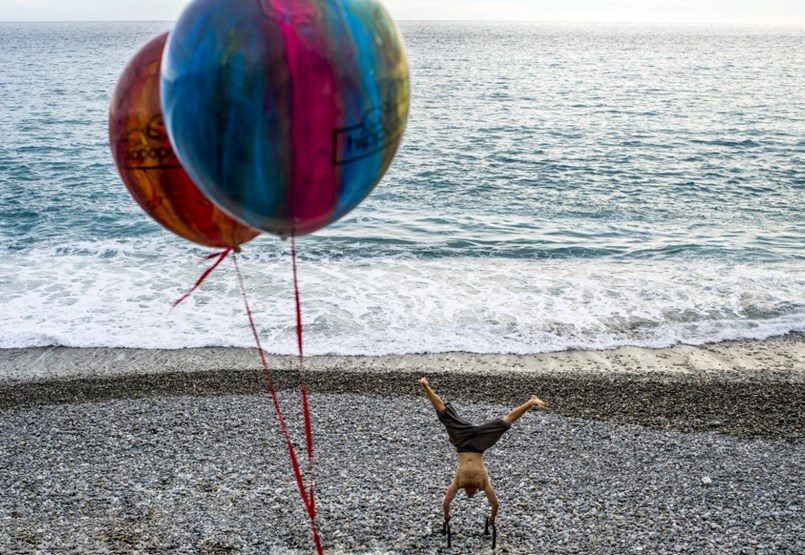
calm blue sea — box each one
[0,21,803,355]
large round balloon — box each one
[161,0,410,237]
[109,33,260,249]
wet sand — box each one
[2,334,804,441]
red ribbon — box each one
[292,237,316,513]
[172,248,233,308]
[233,251,323,555]
[171,246,322,553]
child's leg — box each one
[503,394,544,426]
[419,377,446,412]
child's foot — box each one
[530,394,545,409]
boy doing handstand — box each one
[419,377,545,524]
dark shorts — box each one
[436,402,511,454]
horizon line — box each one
[1,18,804,27]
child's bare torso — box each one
[455,452,489,489]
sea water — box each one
[0,21,803,355]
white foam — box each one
[1,240,803,355]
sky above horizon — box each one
[0,0,804,26]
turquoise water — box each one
[0,21,803,354]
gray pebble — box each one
[1,392,803,554]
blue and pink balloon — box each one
[161,0,410,238]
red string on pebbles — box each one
[172,247,322,554]
[233,252,323,555]
[292,237,316,512]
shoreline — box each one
[2,333,804,384]
[1,334,804,441]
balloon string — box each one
[291,236,316,513]
[172,248,233,308]
[232,253,324,555]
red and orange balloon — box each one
[109,33,259,249]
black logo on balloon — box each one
[333,94,406,166]
[116,115,182,170]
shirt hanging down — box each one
[437,402,511,453]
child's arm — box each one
[484,480,499,524]
[443,478,459,520]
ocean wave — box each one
[1,22,804,358]
[0,246,802,355]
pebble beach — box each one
[2,16,804,555]
[2,336,804,554]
